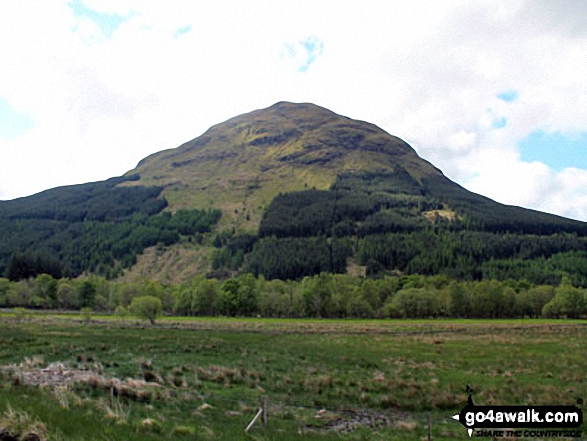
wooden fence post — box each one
[245,396,268,433]
[245,409,263,433]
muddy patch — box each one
[306,408,410,433]
[1,362,95,387]
[1,361,169,404]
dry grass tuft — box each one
[96,397,131,423]
[0,405,48,441]
[374,371,386,383]
[24,355,44,368]
[139,418,162,434]
[52,386,82,410]
[395,420,417,431]
[82,374,167,403]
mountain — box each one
[2,102,587,284]
[125,101,586,235]
[125,101,441,230]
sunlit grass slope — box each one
[126,101,442,231]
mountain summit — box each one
[126,101,442,229]
[126,101,584,235]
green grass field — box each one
[0,313,585,440]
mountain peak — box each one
[268,100,316,109]
[266,100,338,115]
[128,102,441,230]
[226,101,344,132]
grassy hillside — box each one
[126,101,442,230]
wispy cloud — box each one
[174,25,192,38]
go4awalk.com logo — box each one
[451,387,583,438]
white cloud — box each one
[465,153,557,208]
[0,1,587,222]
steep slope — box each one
[127,101,587,235]
[126,101,442,230]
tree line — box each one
[357,232,587,282]
[5,169,587,287]
[2,272,586,319]
[222,170,587,282]
[3,208,221,281]
[0,174,221,279]
[213,228,587,284]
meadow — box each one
[0,312,585,440]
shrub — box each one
[130,296,162,325]
[542,285,586,318]
[385,288,440,318]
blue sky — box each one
[492,117,507,129]
[0,97,35,140]
[493,88,587,172]
[1,1,587,220]
[68,0,134,39]
[519,131,587,171]
[297,37,324,72]
[282,36,324,72]
[497,90,519,103]
[173,25,192,39]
